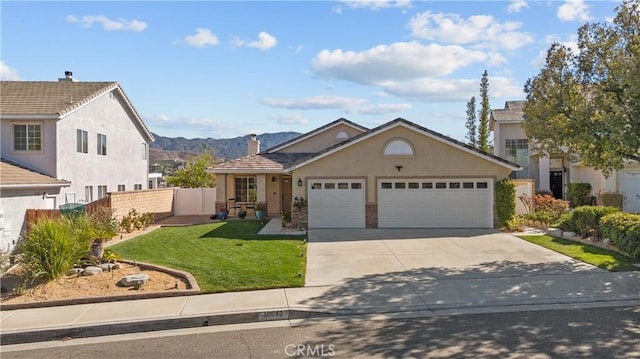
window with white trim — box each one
[13,123,42,151]
[134,184,142,190]
[118,184,125,192]
[235,177,257,202]
[383,139,414,156]
[77,129,88,153]
[97,133,107,156]
[85,186,93,202]
[506,139,529,179]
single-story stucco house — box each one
[208,118,521,229]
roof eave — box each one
[0,114,60,120]
[206,168,285,174]
[0,182,71,189]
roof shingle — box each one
[0,158,71,187]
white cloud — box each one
[557,0,591,22]
[0,61,22,80]
[183,28,219,47]
[263,96,366,110]
[339,0,412,10]
[313,42,490,84]
[268,113,309,125]
[408,11,534,50]
[144,113,236,138]
[248,32,277,50]
[66,15,147,31]
[262,96,411,115]
[508,0,529,13]
[530,34,579,68]
[232,32,278,50]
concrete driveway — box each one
[305,228,604,286]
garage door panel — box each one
[309,180,365,228]
[378,179,492,228]
[620,171,640,213]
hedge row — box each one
[600,212,640,259]
[555,205,620,238]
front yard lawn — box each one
[519,235,639,272]
[109,220,306,293]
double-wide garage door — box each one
[378,179,493,228]
[308,179,365,228]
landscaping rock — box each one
[82,266,103,276]
[67,268,84,276]
[120,273,149,287]
[561,231,576,240]
[603,238,611,245]
[98,263,119,271]
[546,228,562,237]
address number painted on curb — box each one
[258,310,288,321]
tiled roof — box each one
[264,118,368,153]
[210,153,316,172]
[299,118,521,170]
[0,158,71,188]
[0,81,118,116]
[491,100,526,123]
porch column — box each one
[256,174,267,202]
[538,156,550,193]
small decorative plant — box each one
[293,197,307,211]
[281,210,291,227]
[238,209,247,219]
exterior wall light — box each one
[298,178,303,187]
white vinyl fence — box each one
[174,188,217,216]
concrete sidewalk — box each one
[2,271,638,345]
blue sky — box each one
[1,1,622,141]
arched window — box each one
[335,131,349,140]
[383,139,414,156]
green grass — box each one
[519,235,639,272]
[109,220,306,293]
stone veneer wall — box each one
[110,188,175,221]
[366,204,378,228]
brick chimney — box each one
[248,134,260,155]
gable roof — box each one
[0,81,154,143]
[210,118,521,173]
[0,158,71,189]
[287,118,521,171]
[491,100,526,129]
[264,118,368,153]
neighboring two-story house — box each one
[491,100,640,213]
[0,72,154,252]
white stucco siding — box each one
[0,188,62,252]
[0,119,58,177]
[56,92,150,203]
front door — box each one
[550,171,564,199]
[281,177,292,213]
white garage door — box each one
[308,179,365,228]
[620,171,640,213]
[378,179,493,228]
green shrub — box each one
[495,179,516,227]
[568,183,592,207]
[554,213,576,231]
[600,212,640,258]
[568,206,620,238]
[20,216,92,280]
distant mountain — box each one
[149,132,301,162]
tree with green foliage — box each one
[166,150,217,188]
[523,0,640,177]
[477,70,491,153]
[465,96,477,148]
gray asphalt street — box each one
[3,305,639,359]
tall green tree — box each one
[166,150,217,188]
[523,0,640,176]
[478,70,491,153]
[465,96,477,148]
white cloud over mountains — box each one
[262,96,411,115]
[408,11,534,50]
[66,15,147,31]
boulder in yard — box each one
[98,263,119,271]
[119,273,149,287]
[82,266,103,276]
[67,268,84,276]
